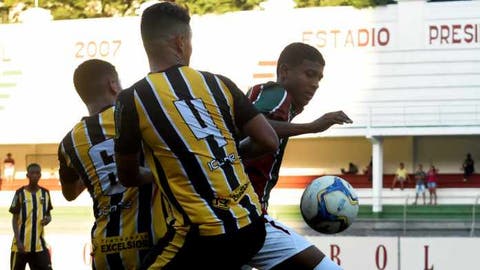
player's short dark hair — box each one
[73,59,118,103]
[26,163,41,172]
[140,2,191,46]
[277,43,325,73]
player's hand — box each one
[41,216,51,226]
[310,111,353,133]
[17,242,25,253]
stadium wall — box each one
[0,233,478,270]
[0,1,479,145]
[0,134,478,177]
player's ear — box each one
[108,76,122,96]
[174,33,188,61]
[278,63,289,81]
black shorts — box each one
[163,217,266,270]
[10,250,52,270]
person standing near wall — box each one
[462,153,474,182]
[4,153,15,182]
[426,164,439,205]
[413,164,427,205]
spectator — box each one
[413,164,427,205]
[426,164,439,205]
[4,152,15,182]
[391,162,410,190]
[462,153,475,182]
[363,159,373,181]
[341,162,358,174]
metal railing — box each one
[362,194,480,236]
[470,195,480,237]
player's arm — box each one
[267,110,353,139]
[58,147,86,201]
[41,191,53,226]
[9,193,24,252]
[219,75,278,158]
[11,214,25,252]
[239,114,279,158]
[59,166,85,201]
[114,89,154,187]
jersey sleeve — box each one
[9,190,21,214]
[46,190,53,213]
[114,88,142,154]
[247,84,290,122]
[58,142,79,184]
[217,75,259,129]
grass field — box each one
[0,206,94,235]
[269,204,480,222]
[2,204,478,236]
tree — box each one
[0,0,394,23]
[295,0,395,9]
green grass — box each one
[269,204,480,222]
[0,206,94,235]
[2,204,478,236]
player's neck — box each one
[87,101,114,116]
[26,184,39,192]
[148,53,186,73]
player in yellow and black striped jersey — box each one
[114,3,279,269]
[10,163,53,270]
[57,59,168,270]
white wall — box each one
[1,233,478,270]
[0,1,479,144]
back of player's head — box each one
[141,2,190,51]
[26,163,41,172]
[73,59,118,104]
[277,43,325,73]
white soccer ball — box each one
[300,175,359,234]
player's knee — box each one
[314,256,343,270]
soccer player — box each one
[57,59,166,269]
[244,43,352,270]
[114,2,279,269]
[10,163,53,270]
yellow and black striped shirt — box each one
[58,106,167,270]
[114,65,263,236]
[9,186,52,252]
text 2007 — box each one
[75,40,122,58]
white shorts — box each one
[415,184,426,193]
[245,215,313,270]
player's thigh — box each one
[11,252,28,270]
[248,216,323,270]
[27,251,52,270]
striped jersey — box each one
[9,186,52,252]
[58,106,167,270]
[114,65,263,236]
[243,82,298,212]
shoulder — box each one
[212,73,240,91]
[14,187,24,194]
[248,82,288,111]
[39,186,50,193]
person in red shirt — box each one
[426,164,439,205]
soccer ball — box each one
[300,175,359,234]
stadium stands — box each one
[275,173,480,189]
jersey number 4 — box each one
[175,98,227,147]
